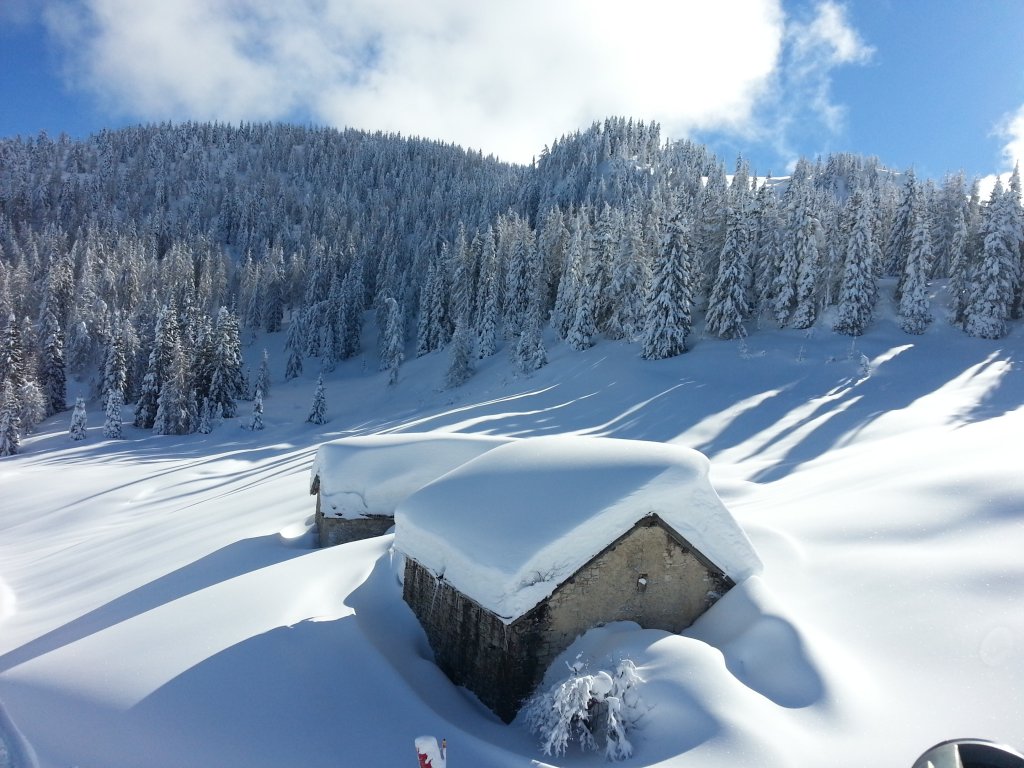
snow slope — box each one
[1,303,1023,767]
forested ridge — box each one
[1,118,1022,451]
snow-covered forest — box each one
[1,117,1022,450]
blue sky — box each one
[2,0,1023,184]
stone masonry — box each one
[402,514,732,722]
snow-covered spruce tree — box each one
[789,197,824,330]
[0,382,21,457]
[134,306,178,429]
[705,206,751,340]
[833,189,879,336]
[69,396,88,441]
[284,314,305,380]
[103,388,124,439]
[883,170,917,276]
[750,179,782,322]
[443,319,475,389]
[964,179,1018,339]
[153,340,197,436]
[197,397,214,434]
[514,311,548,373]
[946,206,972,327]
[640,204,694,360]
[523,659,644,761]
[38,306,67,416]
[474,226,500,358]
[552,215,586,341]
[603,202,649,342]
[16,380,45,436]
[898,203,934,334]
[380,297,404,385]
[249,388,264,431]
[0,312,26,395]
[306,374,327,425]
[254,348,271,399]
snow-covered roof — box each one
[309,433,513,520]
[394,436,762,622]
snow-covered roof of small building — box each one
[310,433,513,520]
[394,435,762,622]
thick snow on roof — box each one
[310,433,513,519]
[394,436,762,621]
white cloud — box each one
[978,104,1024,199]
[41,0,870,165]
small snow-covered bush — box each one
[522,659,644,761]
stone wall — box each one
[535,516,731,672]
[402,515,733,722]
[315,494,394,546]
[403,559,545,723]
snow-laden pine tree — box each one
[38,306,66,416]
[833,189,879,336]
[153,339,197,436]
[380,297,404,385]
[134,306,178,429]
[207,307,245,418]
[964,179,1018,339]
[789,195,824,330]
[603,203,648,341]
[750,180,782,323]
[69,396,88,441]
[898,202,935,334]
[249,388,264,431]
[284,314,305,380]
[474,226,500,358]
[946,206,972,327]
[641,203,694,360]
[884,169,918,281]
[443,319,475,388]
[705,206,751,339]
[103,388,124,439]
[197,397,214,434]
[307,374,327,425]
[254,348,271,399]
[552,215,587,340]
[0,381,21,457]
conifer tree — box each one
[381,297,404,385]
[207,307,245,418]
[197,397,214,434]
[789,198,824,330]
[946,207,971,327]
[833,189,879,336]
[284,316,305,380]
[134,306,178,429]
[103,388,124,439]
[641,205,694,360]
[254,348,271,399]
[0,381,21,457]
[307,374,327,425]
[38,306,67,415]
[514,311,548,373]
[964,180,1017,338]
[705,206,751,340]
[153,339,197,436]
[474,226,500,358]
[444,319,475,388]
[898,205,935,334]
[249,388,264,430]
[69,396,88,441]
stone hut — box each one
[394,435,762,723]
[309,433,512,546]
